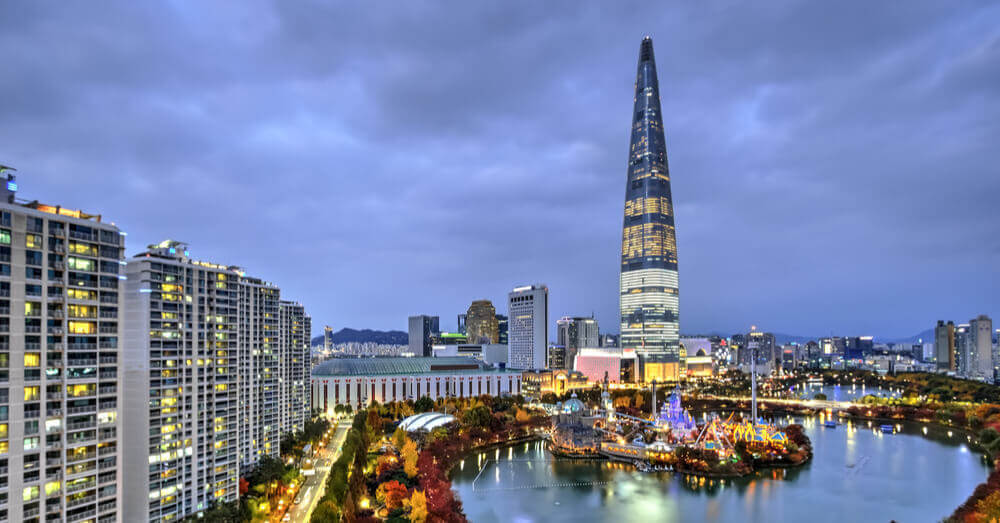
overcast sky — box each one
[2,2,998,339]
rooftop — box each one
[312,356,515,377]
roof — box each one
[312,356,514,377]
[398,412,456,432]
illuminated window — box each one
[24,386,40,401]
[25,234,41,248]
[24,302,41,316]
[68,242,97,256]
[23,437,39,451]
[45,481,61,496]
[0,229,9,245]
[68,304,97,318]
[23,485,39,502]
[67,257,96,271]
[0,423,6,438]
[0,441,7,454]
[24,353,40,368]
[67,288,97,300]
[68,321,95,334]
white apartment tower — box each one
[507,284,548,370]
[122,242,241,522]
[123,242,310,522]
[278,301,310,435]
[0,172,124,523]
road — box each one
[286,420,351,523]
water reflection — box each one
[452,415,989,522]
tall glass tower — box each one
[619,36,681,382]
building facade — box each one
[619,37,681,383]
[970,315,993,379]
[407,315,439,357]
[465,300,498,344]
[508,284,548,370]
[311,357,521,411]
[278,301,311,434]
[554,316,599,370]
[0,182,124,523]
[123,242,309,522]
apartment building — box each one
[0,175,123,523]
[278,301,310,436]
[122,241,311,521]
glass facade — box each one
[619,37,681,382]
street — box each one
[286,420,351,523]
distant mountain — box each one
[882,328,935,345]
[311,328,408,346]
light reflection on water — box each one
[451,419,988,522]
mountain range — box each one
[311,328,408,346]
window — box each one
[24,386,39,401]
[23,485,38,502]
[68,321,95,335]
[25,234,41,248]
[24,302,41,316]
[0,230,8,245]
[67,257,95,271]
[24,353,40,368]
[23,437,39,451]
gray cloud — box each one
[1,1,997,339]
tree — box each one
[976,489,1000,520]
[367,409,384,439]
[414,396,435,413]
[376,480,409,510]
[312,500,341,523]
[813,393,827,400]
[409,489,428,523]
[461,406,493,429]
[392,427,407,449]
[515,408,530,424]
[401,439,419,478]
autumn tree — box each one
[401,438,419,478]
[409,489,428,523]
[376,480,409,510]
[392,427,407,449]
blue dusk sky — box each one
[1,2,998,339]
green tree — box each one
[392,426,407,449]
[414,396,435,413]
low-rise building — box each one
[311,357,522,412]
[521,369,589,399]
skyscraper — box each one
[123,242,310,521]
[0,173,124,523]
[555,316,599,369]
[508,284,548,370]
[619,36,681,382]
[408,315,439,357]
[970,315,993,379]
[935,320,956,371]
[465,300,498,344]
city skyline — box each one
[2,3,999,338]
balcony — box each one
[67,420,97,431]
[67,451,96,463]
[67,405,96,415]
[67,481,96,494]
[69,231,95,241]
[24,506,41,518]
[48,327,64,335]
[47,408,63,417]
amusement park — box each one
[545,374,812,477]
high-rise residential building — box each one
[970,315,993,379]
[935,320,956,371]
[740,330,777,369]
[408,315,439,357]
[508,284,548,370]
[123,242,308,521]
[279,301,311,433]
[0,173,124,523]
[555,316,599,370]
[465,300,498,344]
[496,314,508,345]
[456,314,467,335]
[619,36,681,383]
[323,325,333,350]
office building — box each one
[935,321,956,371]
[407,315,439,357]
[846,336,873,360]
[956,324,972,376]
[311,357,522,410]
[278,301,311,434]
[546,344,567,370]
[123,241,308,521]
[496,314,508,345]
[0,173,124,523]
[555,316,599,370]
[431,343,508,366]
[508,284,548,370]
[619,37,681,382]
[465,300,498,344]
[456,314,466,335]
[599,333,619,348]
[970,315,993,379]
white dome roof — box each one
[398,412,456,432]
